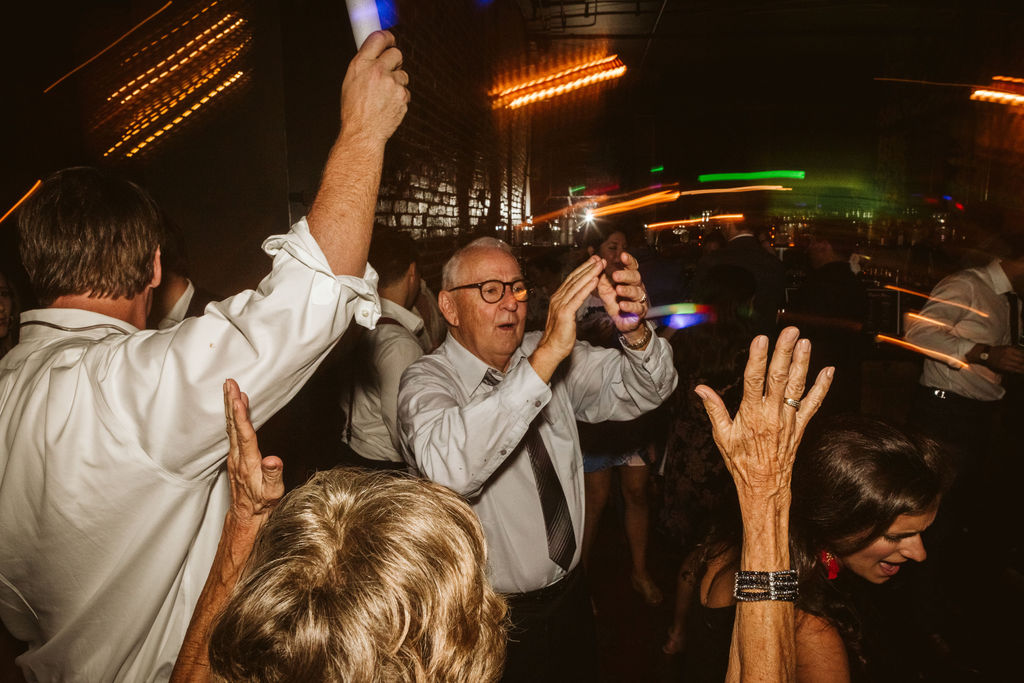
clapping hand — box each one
[595,250,649,334]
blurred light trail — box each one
[514,196,607,230]
[679,185,791,196]
[994,75,1024,84]
[647,302,713,319]
[698,170,805,183]
[873,77,981,88]
[592,190,679,217]
[44,1,173,93]
[970,88,1024,107]
[0,180,42,226]
[884,285,990,317]
[122,1,220,66]
[491,55,626,109]
[665,312,712,329]
[650,165,664,173]
[905,312,952,329]
[876,335,969,370]
[647,214,743,230]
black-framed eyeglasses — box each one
[448,279,531,303]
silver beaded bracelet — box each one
[618,323,652,350]
[733,569,799,602]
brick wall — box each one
[376,0,530,281]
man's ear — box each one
[150,247,162,289]
[438,290,459,327]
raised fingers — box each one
[764,326,800,406]
[783,338,812,405]
[740,335,770,405]
[794,366,834,436]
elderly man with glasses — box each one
[397,237,677,682]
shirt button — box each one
[534,400,541,408]
[500,449,507,455]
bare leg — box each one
[621,460,662,604]
[582,468,612,570]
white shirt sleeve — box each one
[373,332,425,453]
[904,274,983,366]
[93,218,381,479]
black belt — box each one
[505,566,580,604]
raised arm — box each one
[307,30,409,276]
[170,380,284,683]
[696,327,833,683]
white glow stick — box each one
[345,0,383,47]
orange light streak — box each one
[109,14,245,104]
[513,196,608,230]
[592,189,679,217]
[123,70,245,158]
[993,75,1024,85]
[44,1,174,93]
[647,214,744,230]
[0,180,42,226]
[491,55,621,98]
[875,335,969,370]
[970,88,1024,107]
[677,185,792,197]
[883,285,989,317]
[123,1,220,65]
[503,61,626,109]
[904,312,952,329]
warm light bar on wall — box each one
[698,170,806,183]
[491,55,626,109]
[970,88,1024,107]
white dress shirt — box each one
[157,279,196,329]
[904,259,1014,401]
[397,327,677,594]
[0,218,380,682]
[343,298,429,462]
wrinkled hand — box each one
[223,379,284,528]
[532,256,604,374]
[340,30,410,143]
[596,250,649,333]
[695,327,833,504]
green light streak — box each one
[569,184,586,195]
[698,170,806,183]
[650,165,664,173]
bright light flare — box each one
[0,180,42,225]
[647,303,714,319]
[583,209,595,222]
[875,335,969,370]
[592,190,679,218]
[884,285,989,318]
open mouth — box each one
[497,322,516,331]
[879,561,902,576]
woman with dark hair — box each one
[575,223,664,604]
[667,412,953,681]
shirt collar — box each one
[440,333,528,394]
[19,308,138,341]
[984,259,1014,295]
[379,298,425,334]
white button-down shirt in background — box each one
[0,218,380,682]
[343,298,430,462]
[398,327,676,594]
[904,259,1015,401]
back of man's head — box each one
[208,468,508,683]
[18,167,163,306]
[368,229,418,288]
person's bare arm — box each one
[795,611,850,683]
[697,328,833,683]
[170,380,284,683]
[307,31,410,276]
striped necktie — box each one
[483,369,576,571]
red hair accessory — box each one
[820,550,840,580]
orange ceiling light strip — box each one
[108,13,245,104]
[875,335,969,370]
[43,1,174,93]
[647,213,744,230]
[883,285,989,317]
[492,56,626,110]
[123,70,245,158]
[992,75,1024,85]
[970,88,1024,107]
[0,179,42,226]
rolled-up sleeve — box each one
[94,217,381,479]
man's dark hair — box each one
[368,229,418,288]
[17,167,163,306]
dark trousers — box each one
[501,568,598,683]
